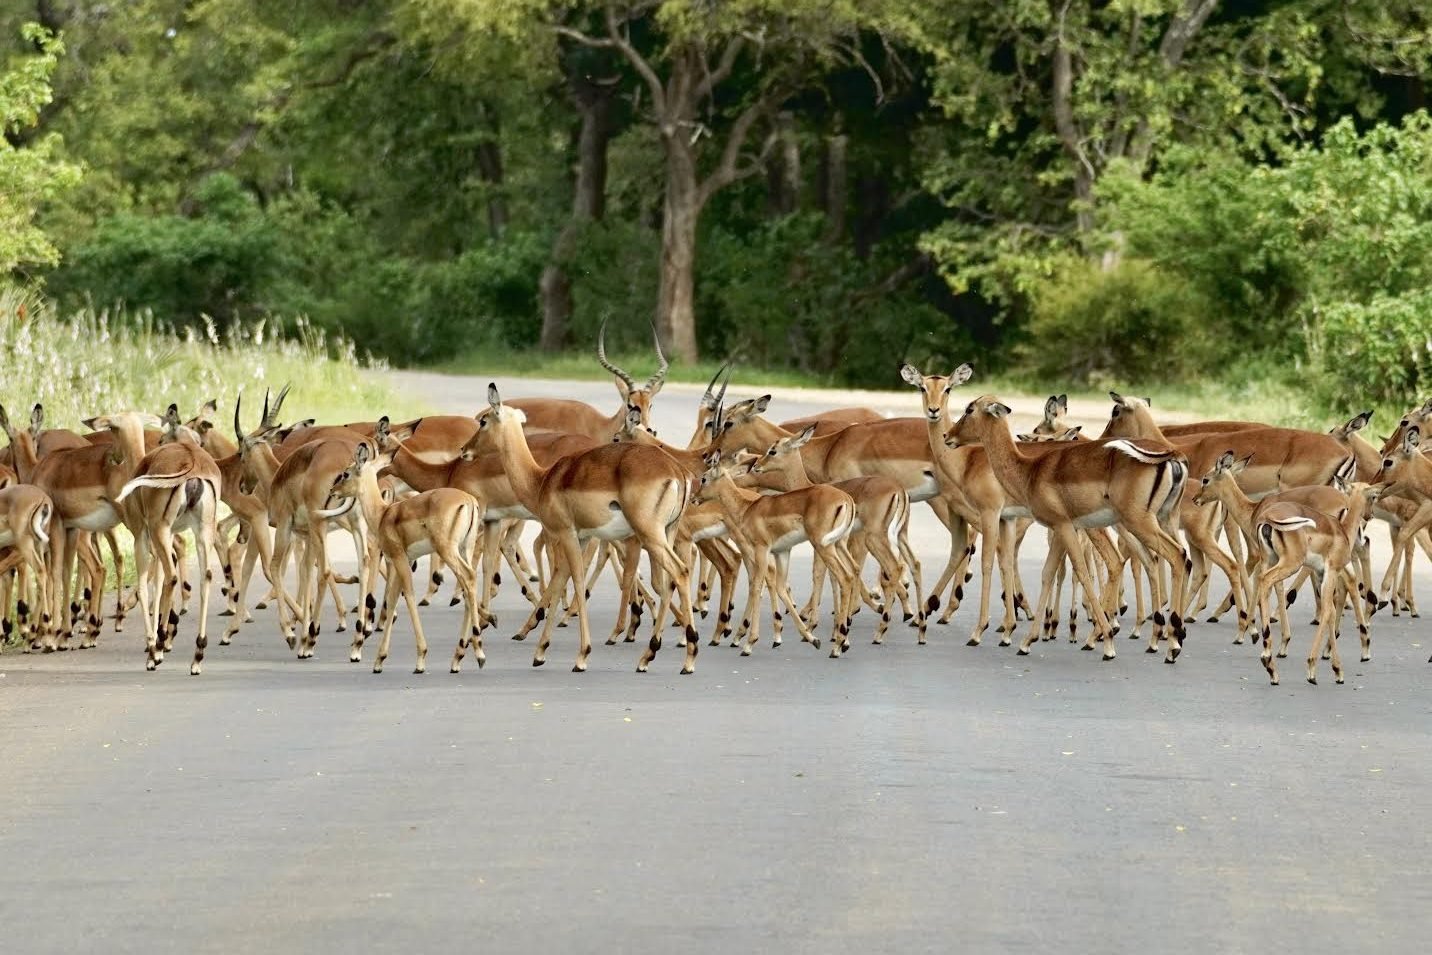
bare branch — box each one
[696,37,745,99]
[697,91,786,207]
[601,5,667,118]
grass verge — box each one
[0,287,426,430]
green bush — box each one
[1313,289,1432,407]
[1020,257,1215,386]
[50,175,280,326]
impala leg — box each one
[372,562,403,673]
[1021,535,1066,653]
[189,503,219,676]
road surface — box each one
[2,373,1429,954]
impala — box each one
[698,452,860,657]
[1245,483,1379,685]
[947,396,1190,662]
[321,444,488,674]
[481,383,699,674]
[0,482,54,650]
[116,409,223,674]
[504,323,668,441]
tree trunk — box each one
[657,136,701,363]
[765,111,800,217]
[823,125,848,243]
[475,103,508,240]
[540,86,612,351]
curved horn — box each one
[234,394,245,444]
[596,321,636,391]
[265,382,291,429]
[700,362,731,410]
[645,324,669,392]
[709,369,730,438]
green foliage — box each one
[1314,291,1432,408]
[702,213,952,384]
[51,175,281,325]
[1021,257,1214,386]
[0,24,81,273]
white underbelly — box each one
[405,540,434,560]
[1073,506,1118,529]
[69,502,119,532]
[907,470,941,503]
[485,503,534,522]
[691,521,728,542]
[770,528,808,553]
[583,509,634,542]
[1000,505,1032,520]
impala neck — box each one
[9,434,39,484]
[1213,481,1257,540]
[974,417,1034,503]
[759,453,814,492]
[245,443,282,504]
[490,420,547,512]
[354,466,388,532]
[709,473,759,521]
[391,447,452,492]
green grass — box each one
[0,286,425,431]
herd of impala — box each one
[4,329,1432,687]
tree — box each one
[433,1,895,361]
[1,23,80,275]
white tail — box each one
[115,471,190,502]
[1105,440,1177,465]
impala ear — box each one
[0,402,11,439]
[788,423,817,449]
[164,404,180,429]
[948,363,973,387]
[1015,433,1036,442]
[200,399,219,418]
[487,383,502,410]
[1144,397,1152,408]
[30,403,43,438]
[752,394,771,414]
[1404,426,1421,454]
[1042,395,1061,420]
[1108,391,1125,407]
[1058,394,1068,413]
[898,363,924,387]
[1348,410,1373,433]
[986,402,1012,419]
[1059,426,1082,440]
[1238,453,1253,472]
[702,450,721,468]
[1217,450,1236,471]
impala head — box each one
[158,403,204,447]
[597,321,669,426]
[1016,426,1082,443]
[1380,399,1432,456]
[82,412,163,459]
[747,424,816,476]
[696,450,737,502]
[467,384,528,459]
[372,415,417,458]
[899,362,974,421]
[613,404,659,444]
[183,398,220,435]
[0,401,40,454]
[1031,394,1070,436]
[232,385,289,494]
[1376,426,1423,494]
[327,442,377,501]
[1192,450,1251,506]
[1329,410,1373,442]
[945,395,1012,447]
[1100,391,1157,439]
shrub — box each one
[50,175,280,326]
[1312,289,1432,407]
[1020,257,1216,386]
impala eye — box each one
[1384,459,1394,469]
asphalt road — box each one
[2,374,1430,954]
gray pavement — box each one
[2,374,1431,954]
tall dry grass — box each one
[0,286,425,430]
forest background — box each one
[4,1,1432,421]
